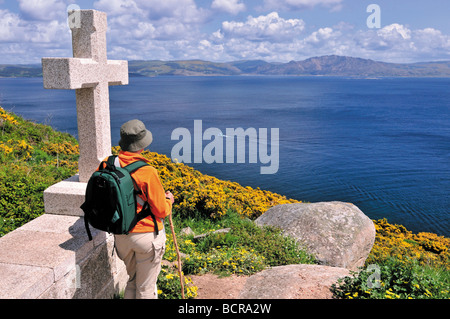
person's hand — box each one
[165,191,175,204]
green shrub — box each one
[231,220,315,267]
[167,210,315,277]
[331,257,450,299]
[157,266,198,299]
[0,107,78,236]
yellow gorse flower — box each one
[0,107,19,125]
[132,150,300,220]
[367,219,450,270]
[0,143,13,155]
[1,139,34,160]
[41,141,79,156]
[165,273,175,280]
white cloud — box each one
[354,24,413,55]
[17,0,67,21]
[93,0,210,54]
[93,0,141,16]
[0,6,71,63]
[219,12,305,42]
[130,21,156,40]
[409,28,450,60]
[304,27,335,44]
[346,24,450,63]
[207,12,308,61]
[91,2,450,63]
[211,0,246,15]
[132,0,209,24]
[263,0,343,11]
[208,19,450,63]
[0,8,68,44]
[0,9,19,42]
[1,1,450,64]
[377,23,411,40]
[414,28,449,49]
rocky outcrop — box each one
[239,264,350,299]
[255,202,375,270]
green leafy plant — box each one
[157,266,198,299]
[165,210,315,277]
[0,107,79,236]
[331,257,450,299]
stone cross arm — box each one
[42,58,128,90]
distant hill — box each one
[132,56,450,77]
[128,59,241,77]
[128,56,450,77]
[2,56,450,78]
[261,55,450,77]
[0,64,42,78]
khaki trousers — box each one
[114,229,166,299]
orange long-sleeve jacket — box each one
[101,151,172,233]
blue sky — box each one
[1,0,449,64]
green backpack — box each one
[80,155,158,240]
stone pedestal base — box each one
[0,214,127,299]
[0,174,129,299]
[43,175,87,216]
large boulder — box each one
[255,202,375,270]
[239,264,350,299]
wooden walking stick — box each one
[168,212,185,299]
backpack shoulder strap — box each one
[122,160,149,174]
[107,156,147,174]
[123,160,149,200]
[107,155,116,166]
[97,155,117,171]
[121,160,159,235]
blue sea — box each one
[0,76,449,236]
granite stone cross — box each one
[42,9,128,183]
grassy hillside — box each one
[0,106,78,234]
[1,107,448,299]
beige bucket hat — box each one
[119,119,153,152]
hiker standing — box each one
[112,119,174,299]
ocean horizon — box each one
[0,76,449,237]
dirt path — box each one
[190,274,248,299]
[189,265,349,299]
